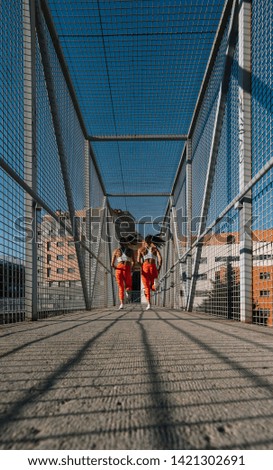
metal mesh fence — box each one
[251,0,273,326]
[192,210,240,320]
[206,43,239,226]
[0,0,116,323]
[0,1,25,323]
[35,13,83,317]
[160,0,273,327]
[2,1,273,326]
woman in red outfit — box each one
[137,234,164,310]
[111,237,135,310]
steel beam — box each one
[238,0,252,323]
[188,0,235,139]
[39,0,107,197]
[23,0,37,321]
[0,156,112,275]
[187,0,238,311]
[106,202,116,306]
[135,220,163,225]
[84,140,92,308]
[186,140,192,302]
[170,202,184,308]
[90,197,107,307]
[171,145,187,200]
[88,135,187,142]
[108,193,170,197]
[40,0,87,138]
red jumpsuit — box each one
[141,261,158,302]
[115,263,132,302]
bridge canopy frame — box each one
[1,0,273,326]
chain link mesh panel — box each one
[0,1,25,323]
[191,23,229,223]
[192,210,240,320]
[167,1,273,326]
[251,0,273,326]
[2,1,273,325]
[0,1,116,322]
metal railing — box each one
[0,0,117,323]
[159,0,273,326]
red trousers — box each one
[115,263,132,301]
[141,261,158,302]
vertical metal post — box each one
[170,240,174,309]
[170,202,183,309]
[163,224,170,308]
[238,0,252,323]
[187,0,238,311]
[106,203,116,306]
[84,139,92,309]
[90,197,107,307]
[23,0,37,320]
[186,139,192,305]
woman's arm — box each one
[137,248,143,265]
[156,248,162,272]
[111,249,117,269]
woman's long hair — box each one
[145,234,166,248]
[119,234,139,246]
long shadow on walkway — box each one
[1,307,273,450]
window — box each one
[259,272,270,280]
[215,256,239,262]
[57,268,64,274]
[68,268,75,273]
[253,254,273,260]
[57,255,64,261]
[47,242,51,251]
[260,290,270,297]
[253,309,270,326]
[47,255,51,263]
[47,268,51,277]
[56,242,64,247]
[197,273,207,280]
[68,254,75,260]
[68,240,74,246]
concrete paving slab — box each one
[0,307,273,450]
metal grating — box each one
[47,0,226,219]
[252,0,273,326]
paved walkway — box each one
[1,306,273,450]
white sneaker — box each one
[146,303,151,311]
[118,303,124,310]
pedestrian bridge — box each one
[1,0,273,450]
